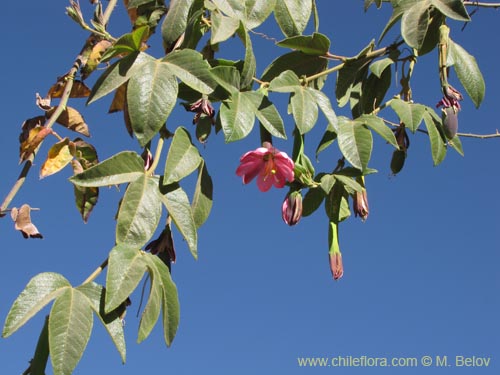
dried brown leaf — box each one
[36,93,52,111]
[81,40,113,80]
[11,204,43,239]
[109,83,127,113]
[48,78,92,99]
[46,106,91,137]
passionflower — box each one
[236,142,295,192]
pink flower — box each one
[236,142,295,192]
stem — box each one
[457,131,500,139]
[147,137,164,174]
[0,0,119,214]
[81,258,109,285]
[305,63,345,83]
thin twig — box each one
[81,258,109,285]
[463,1,500,8]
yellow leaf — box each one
[19,123,52,163]
[40,138,75,179]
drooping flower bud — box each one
[353,176,369,221]
[282,190,303,226]
[183,98,215,124]
[442,106,459,139]
[145,224,176,271]
[329,252,344,281]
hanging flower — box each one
[236,142,294,192]
[282,190,303,226]
[329,252,344,281]
[183,98,215,124]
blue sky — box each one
[1,1,499,374]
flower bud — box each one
[442,106,459,139]
[329,252,344,281]
[282,190,303,226]
[353,176,369,221]
[145,225,176,271]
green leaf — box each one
[333,174,363,194]
[116,175,163,248]
[103,26,150,60]
[360,67,392,114]
[192,161,213,228]
[316,123,337,159]
[369,57,395,78]
[106,244,147,312]
[70,151,144,187]
[401,0,430,49]
[76,283,126,363]
[337,116,373,171]
[291,87,318,134]
[268,70,301,93]
[146,254,180,346]
[31,317,49,375]
[163,49,216,95]
[49,288,93,375]
[210,66,241,93]
[219,91,256,142]
[161,0,195,49]
[335,59,369,108]
[238,26,256,89]
[243,0,277,29]
[261,51,328,89]
[325,181,350,223]
[431,0,470,21]
[423,110,447,166]
[87,52,153,105]
[159,184,198,259]
[127,60,179,146]
[276,33,330,56]
[3,273,71,337]
[357,114,398,148]
[244,91,287,139]
[448,134,464,156]
[448,39,485,108]
[308,88,338,132]
[164,127,202,185]
[418,11,444,56]
[274,0,312,37]
[137,272,162,343]
[390,99,426,133]
[211,10,240,44]
[378,0,420,43]
[302,187,325,217]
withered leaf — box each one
[123,0,138,25]
[36,93,52,111]
[11,204,43,239]
[123,95,134,137]
[19,116,46,144]
[19,125,52,163]
[108,83,127,113]
[40,138,76,179]
[46,106,91,137]
[47,78,92,99]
